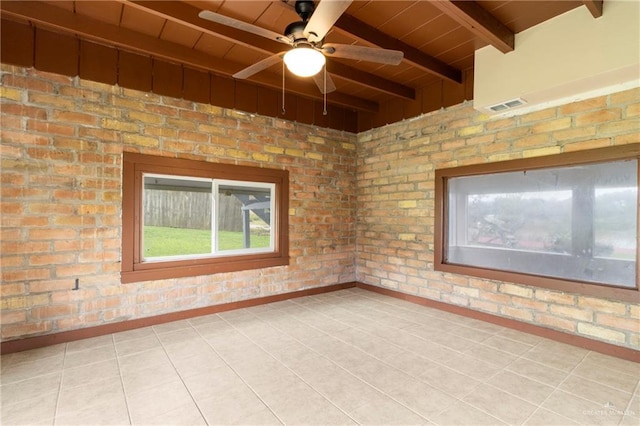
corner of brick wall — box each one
[356,89,640,349]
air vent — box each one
[488,98,527,112]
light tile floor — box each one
[1,288,639,425]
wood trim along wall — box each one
[0,282,356,355]
[120,152,290,283]
[355,282,640,363]
[2,280,638,363]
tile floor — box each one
[1,288,639,425]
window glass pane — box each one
[595,186,637,261]
[216,182,274,252]
[446,159,637,288]
[465,190,572,253]
[143,175,212,259]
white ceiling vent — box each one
[487,98,527,113]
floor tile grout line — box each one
[292,290,636,411]
[547,353,638,409]
[190,314,287,426]
[621,379,640,422]
[572,358,640,384]
[51,342,68,426]
[303,293,517,359]
[347,297,610,396]
[368,301,539,354]
[112,333,134,426]
[285,292,581,425]
[216,311,365,425]
[520,348,593,425]
[301,296,514,425]
[329,307,536,424]
[460,329,599,425]
[458,335,576,425]
[150,324,209,425]
[567,371,637,396]
[247,296,474,425]
[298,293,511,387]
[291,293,503,386]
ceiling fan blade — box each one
[322,43,404,65]
[198,10,290,45]
[304,0,353,43]
[313,72,337,94]
[233,53,286,79]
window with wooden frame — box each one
[435,145,639,303]
[122,153,289,283]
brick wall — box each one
[2,62,639,351]
[356,88,640,349]
[0,65,356,341]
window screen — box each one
[445,159,637,288]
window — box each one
[435,145,639,302]
[122,153,289,283]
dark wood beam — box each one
[0,0,377,112]
[583,0,604,18]
[126,0,414,100]
[334,14,462,84]
[432,0,514,53]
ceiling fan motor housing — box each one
[285,1,319,44]
[294,1,315,21]
[284,21,308,43]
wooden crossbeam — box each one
[583,0,604,18]
[432,0,514,53]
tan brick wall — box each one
[0,65,356,341]
[2,63,639,350]
[356,88,640,349]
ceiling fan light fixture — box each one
[283,46,325,77]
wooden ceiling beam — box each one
[125,0,414,100]
[432,0,514,53]
[582,0,604,18]
[0,0,377,112]
[334,14,462,84]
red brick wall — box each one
[0,65,356,341]
[356,88,640,349]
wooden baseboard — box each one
[3,280,638,363]
[355,282,640,363]
[0,282,357,354]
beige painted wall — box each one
[474,1,640,114]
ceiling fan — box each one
[198,0,404,94]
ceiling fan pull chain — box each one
[323,65,327,116]
[282,60,286,115]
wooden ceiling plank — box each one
[120,4,166,38]
[582,0,604,18]
[328,61,415,100]
[0,0,376,112]
[431,0,514,53]
[124,1,284,55]
[334,13,462,84]
[124,0,412,100]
